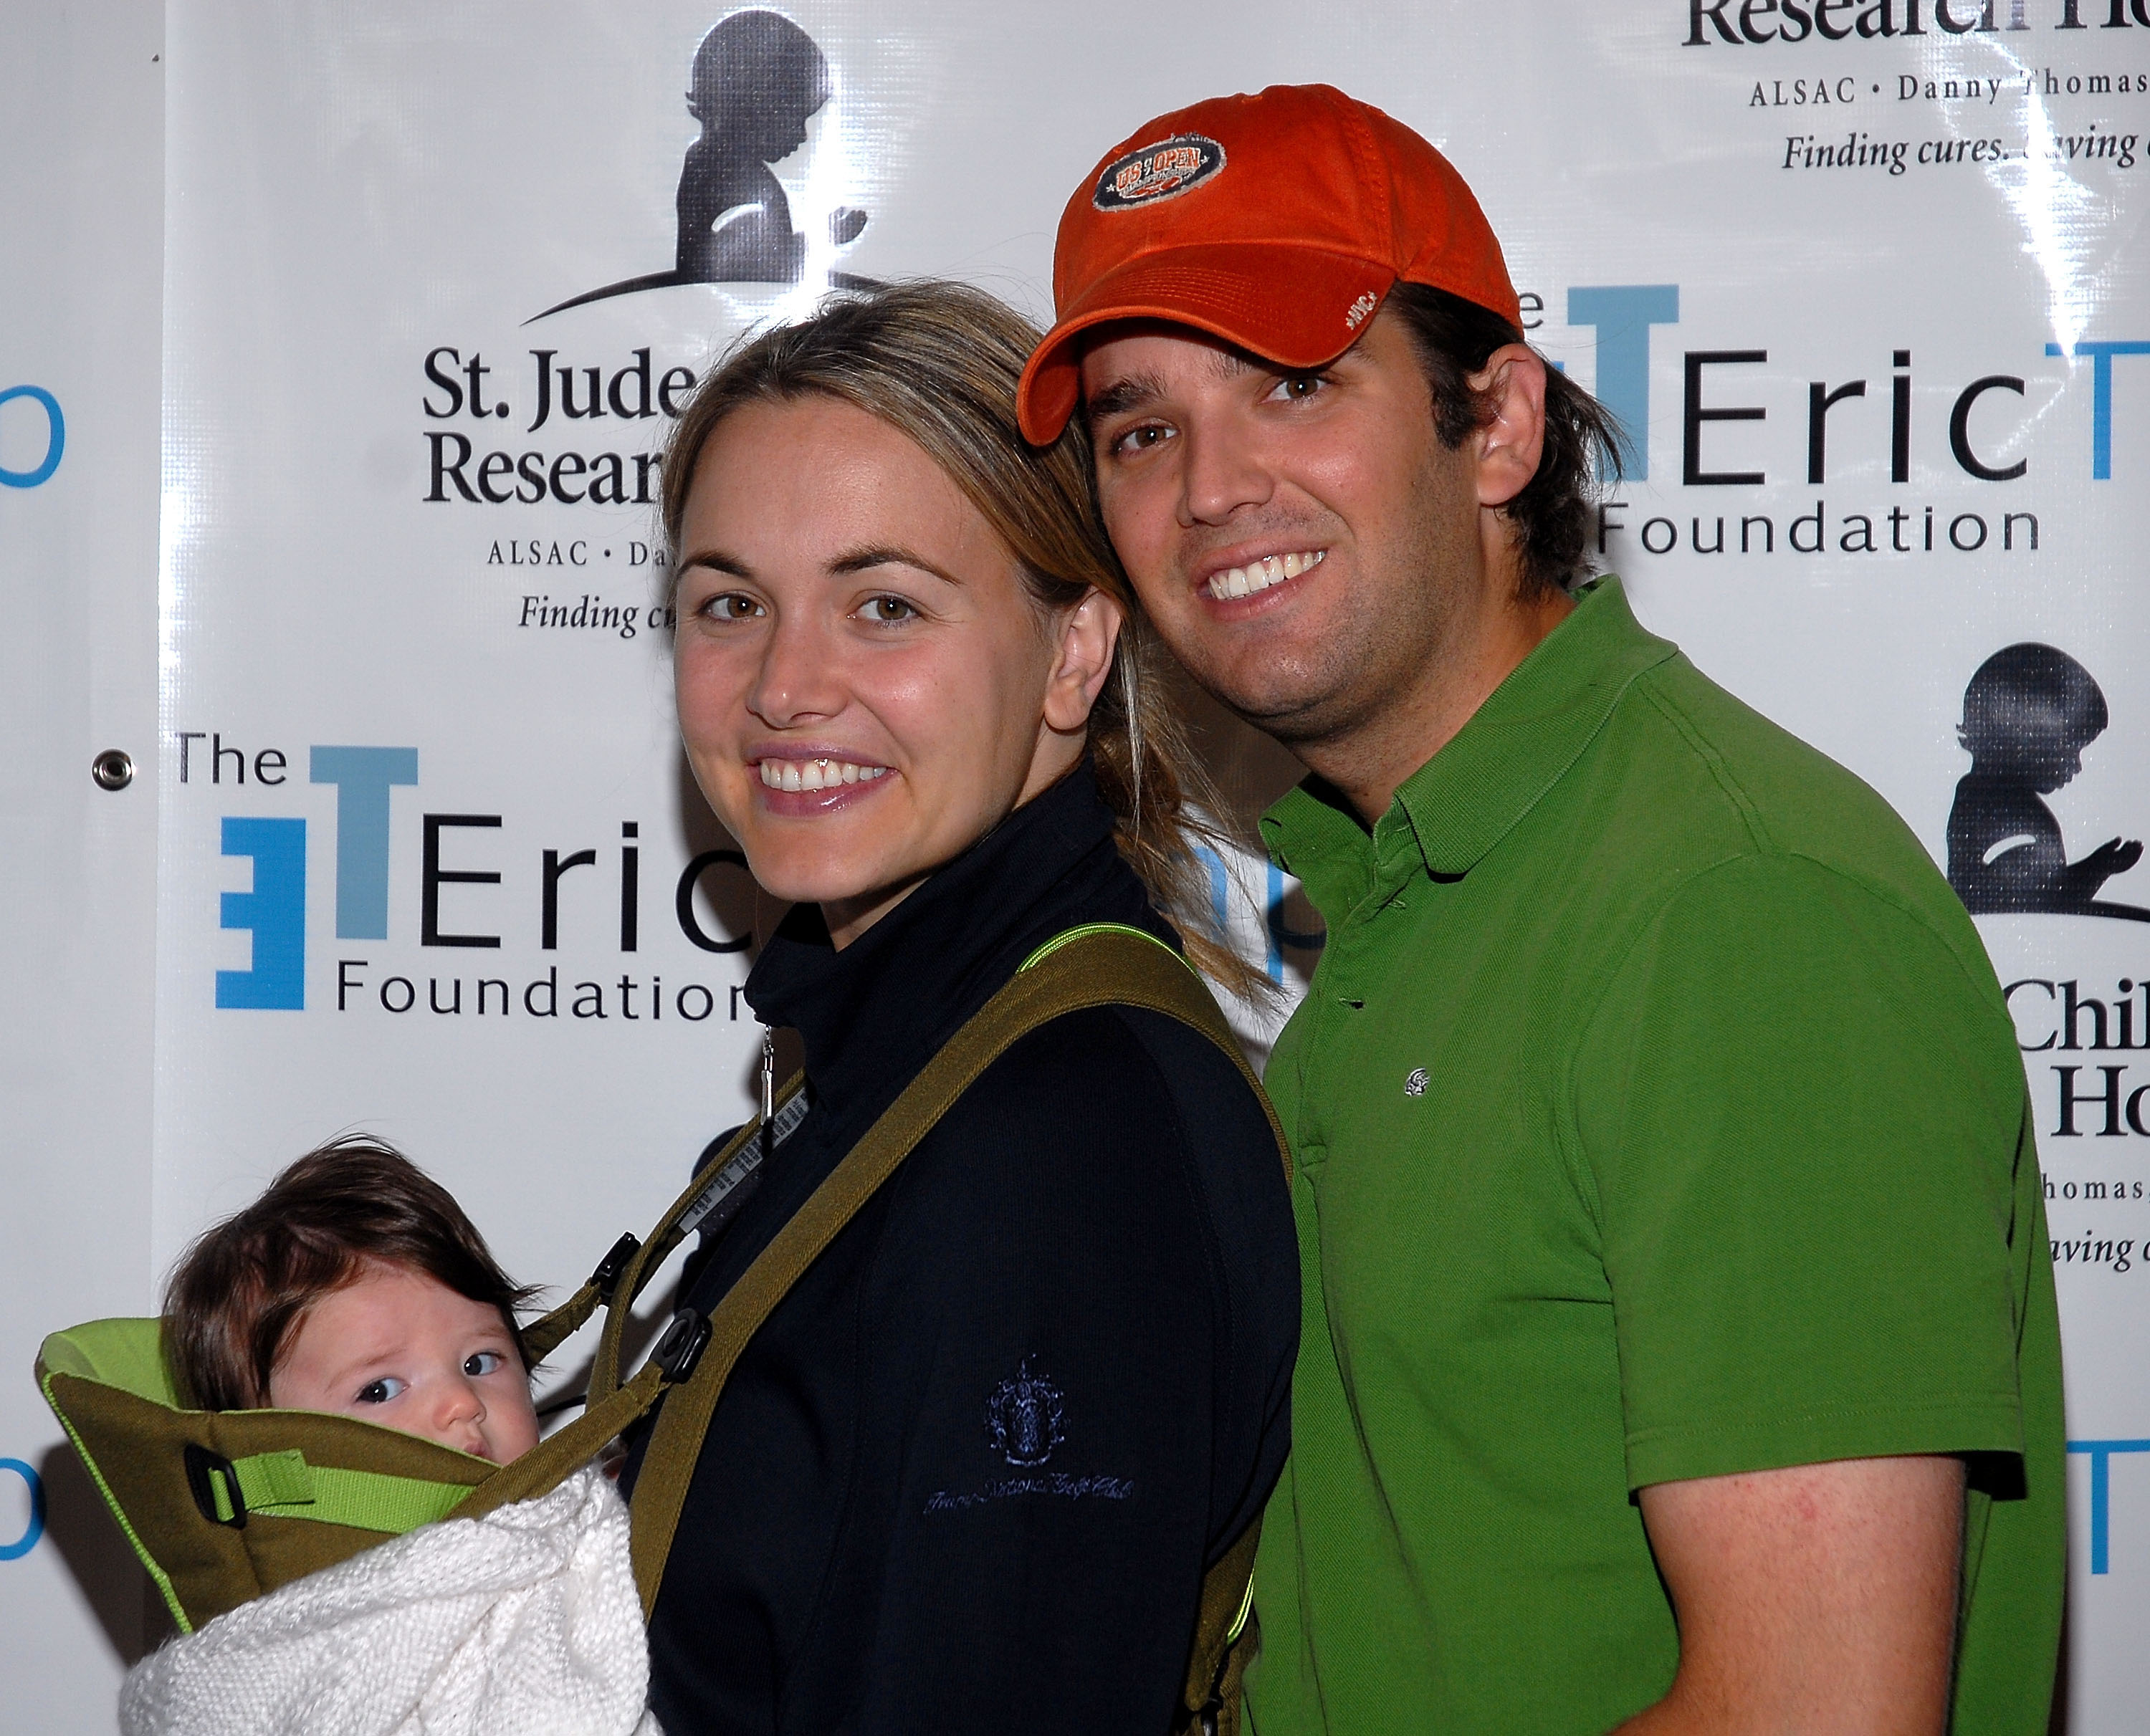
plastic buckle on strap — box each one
[183,1443,247,1529]
[588,1232,642,1303]
[651,1308,712,1383]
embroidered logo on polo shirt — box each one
[984,1358,1066,1467]
[1404,1067,1429,1098]
[1091,134,1226,211]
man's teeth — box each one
[758,758,889,792]
[1206,549,1324,601]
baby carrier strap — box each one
[445,1084,812,1520]
[586,1070,808,1406]
[593,921,1286,1735]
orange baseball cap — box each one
[1017,83,1520,445]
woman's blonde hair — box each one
[661,279,1258,997]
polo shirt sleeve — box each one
[1567,849,2032,1490]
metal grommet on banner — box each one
[90,749,134,792]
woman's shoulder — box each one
[965,999,1269,1153]
[891,1000,1293,1269]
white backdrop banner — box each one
[16,0,2150,1727]
[4,4,168,1727]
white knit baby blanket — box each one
[120,1464,659,1736]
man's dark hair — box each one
[161,1136,538,1411]
[1386,282,1630,601]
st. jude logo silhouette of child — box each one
[530,9,867,321]
[1946,642,2148,921]
[675,11,865,284]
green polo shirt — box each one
[1243,579,2064,1735]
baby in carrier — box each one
[111,1138,656,1736]
[162,1140,542,1464]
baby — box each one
[128,1137,656,1736]
[162,1136,540,1462]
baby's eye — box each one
[464,1350,507,1378]
[355,1376,406,1404]
[860,595,917,624]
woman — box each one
[627,282,1299,1732]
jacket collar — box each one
[1261,578,1678,917]
[740,759,1161,1124]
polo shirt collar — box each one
[1262,578,1678,901]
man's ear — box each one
[1469,345,1548,510]
[1043,589,1124,734]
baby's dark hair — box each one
[162,1136,538,1413]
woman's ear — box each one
[1469,344,1548,510]
[1043,589,1124,734]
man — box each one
[1016,85,2063,1735]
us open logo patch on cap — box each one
[1092,133,1226,212]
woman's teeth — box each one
[759,758,888,792]
[1206,549,1324,601]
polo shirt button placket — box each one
[1324,916,1370,1017]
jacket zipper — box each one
[760,1024,776,1164]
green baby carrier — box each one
[39,925,1285,1735]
